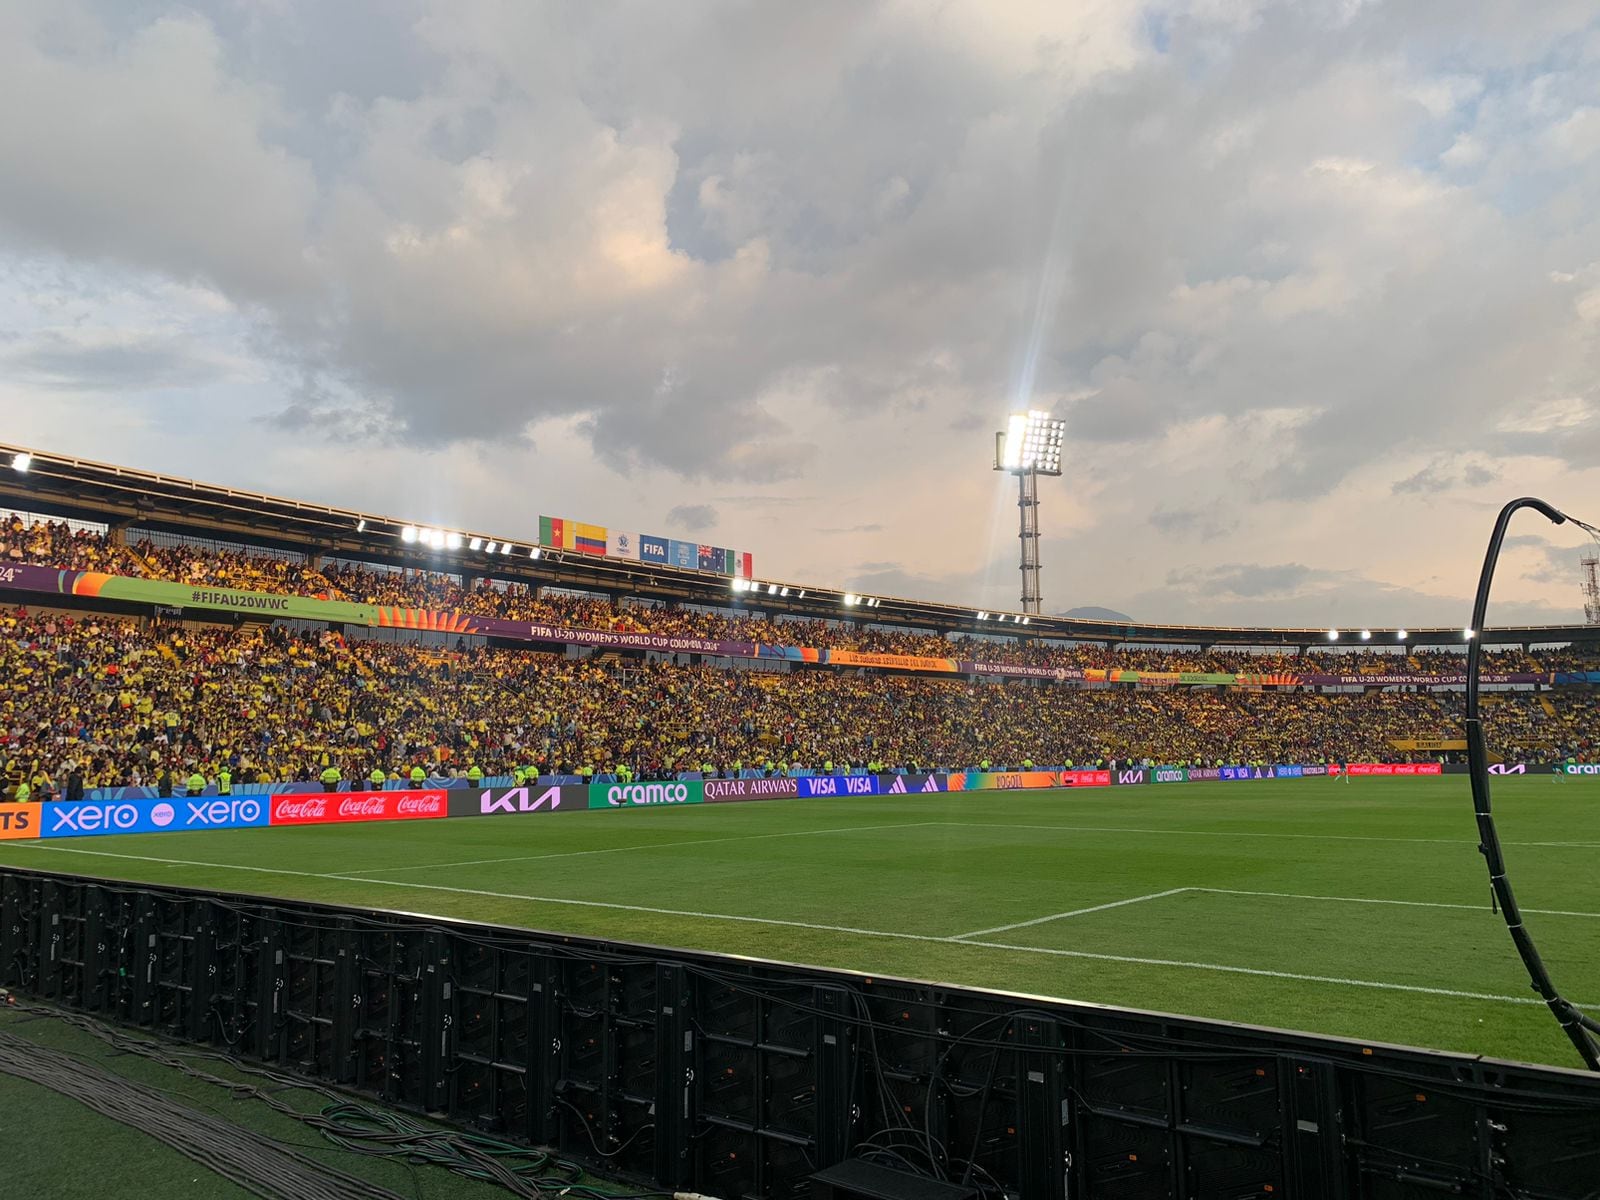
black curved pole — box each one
[1465,497,1600,1070]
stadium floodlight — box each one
[469,537,482,551]
[484,540,498,554]
[843,593,857,606]
[446,532,463,551]
[1022,616,1031,625]
[355,519,366,533]
[994,410,1067,614]
[400,525,418,544]
[1360,629,1372,640]
[1396,629,1407,640]
[528,546,539,559]
[976,611,989,621]
[503,543,514,554]
[1464,628,1476,639]
[796,590,806,599]
[1327,629,1339,641]
[11,452,31,473]
[780,587,789,597]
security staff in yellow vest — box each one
[218,768,232,796]
[466,764,483,789]
[320,765,341,792]
[409,765,426,789]
[186,770,206,797]
[369,767,386,793]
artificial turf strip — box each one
[1,776,1597,1068]
[0,1005,584,1200]
[0,1069,256,1200]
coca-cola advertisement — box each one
[269,790,449,826]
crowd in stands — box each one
[1,515,144,575]
[3,606,1597,801]
[4,515,1592,681]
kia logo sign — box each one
[481,786,564,814]
[1489,763,1526,775]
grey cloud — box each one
[1393,456,1501,495]
[665,503,717,533]
[820,523,883,534]
[1164,562,1325,599]
[5,332,231,391]
[2,1,1600,623]
[1138,561,1581,628]
[1148,503,1236,542]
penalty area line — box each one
[11,842,1581,1009]
[951,889,1190,940]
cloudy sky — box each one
[3,0,1599,628]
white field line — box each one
[932,820,1600,849]
[12,842,1585,1009]
[952,889,1190,940]
[338,821,947,875]
[1196,886,1600,919]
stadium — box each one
[8,6,1600,1199]
[1,442,1598,1200]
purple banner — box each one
[1302,672,1538,686]
[703,777,801,802]
[959,661,1087,681]
[0,563,79,593]
[524,622,757,657]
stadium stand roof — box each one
[1,441,1594,650]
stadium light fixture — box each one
[400,525,418,544]
[1396,629,1407,640]
[484,540,498,554]
[1022,616,1031,625]
[1464,628,1476,639]
[469,537,482,551]
[11,452,31,473]
[730,578,745,592]
[446,532,463,551]
[1327,629,1339,641]
[994,409,1067,615]
[780,586,789,597]
[843,593,857,606]
[1360,629,1371,640]
[355,519,366,533]
[796,590,806,599]
[503,543,514,555]
[528,546,539,559]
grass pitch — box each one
[2,776,1597,1069]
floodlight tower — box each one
[993,410,1066,614]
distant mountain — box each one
[1059,606,1134,624]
